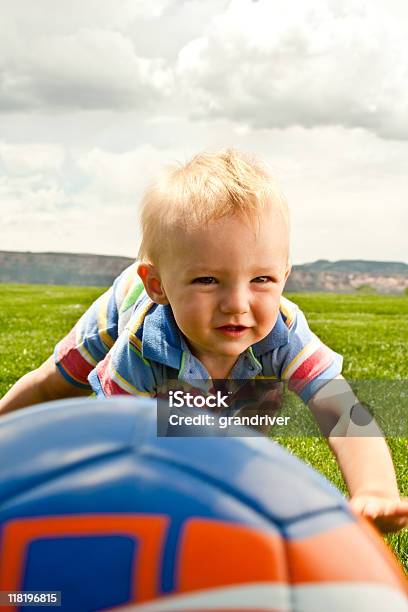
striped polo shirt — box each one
[54,263,342,403]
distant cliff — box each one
[0,251,133,287]
[285,259,408,294]
[1,252,407,294]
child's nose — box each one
[219,286,250,314]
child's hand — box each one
[350,495,408,533]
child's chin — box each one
[218,344,250,357]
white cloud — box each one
[0,27,173,112]
[0,0,174,34]
[0,143,65,175]
[176,0,408,139]
[75,144,175,206]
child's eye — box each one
[192,277,217,284]
[252,276,273,283]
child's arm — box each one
[308,375,408,533]
[0,356,90,416]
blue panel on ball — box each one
[23,536,135,611]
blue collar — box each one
[141,304,183,370]
[251,313,289,356]
[140,302,289,375]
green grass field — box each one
[0,284,407,569]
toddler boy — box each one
[1,149,407,533]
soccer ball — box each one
[0,398,406,611]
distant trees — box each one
[355,284,376,295]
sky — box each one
[1,0,407,265]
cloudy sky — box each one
[1,0,407,264]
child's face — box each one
[144,209,290,377]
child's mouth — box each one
[216,325,248,336]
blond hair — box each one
[137,148,289,264]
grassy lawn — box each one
[0,284,407,569]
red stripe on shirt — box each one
[96,356,132,397]
[288,345,333,394]
[56,328,94,386]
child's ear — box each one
[137,263,168,305]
